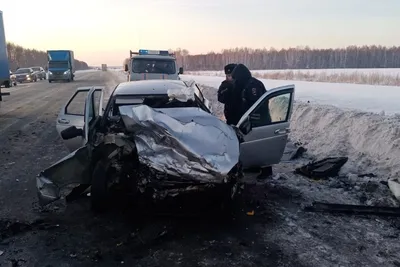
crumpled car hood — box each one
[36,105,240,206]
[119,105,240,182]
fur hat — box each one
[224,63,237,75]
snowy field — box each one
[181,74,400,115]
[189,68,400,77]
[187,68,400,86]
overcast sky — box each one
[2,0,399,65]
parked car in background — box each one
[31,66,46,80]
[14,68,37,83]
[9,70,16,86]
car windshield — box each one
[15,68,31,74]
[49,62,68,69]
[31,67,41,71]
[132,59,176,74]
[111,93,204,116]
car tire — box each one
[48,80,52,83]
[4,81,10,88]
[91,159,113,213]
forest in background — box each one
[169,46,400,71]
[6,42,89,71]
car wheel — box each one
[91,159,114,213]
[48,80,52,83]
[13,82,17,86]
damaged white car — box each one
[36,79,295,211]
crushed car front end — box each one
[37,91,243,209]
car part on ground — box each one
[295,157,348,179]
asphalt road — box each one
[0,70,399,267]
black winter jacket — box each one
[217,80,243,125]
[231,64,266,115]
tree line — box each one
[6,42,89,71]
[171,46,400,71]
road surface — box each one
[0,71,399,267]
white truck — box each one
[0,10,11,101]
[124,49,183,81]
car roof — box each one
[114,80,188,96]
[132,55,176,60]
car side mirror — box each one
[124,64,129,72]
[61,126,83,140]
[239,117,252,135]
[179,67,184,74]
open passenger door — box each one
[236,85,295,169]
[56,86,104,152]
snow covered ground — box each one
[189,68,400,77]
[75,69,101,73]
[187,68,400,87]
[181,74,400,115]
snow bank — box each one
[290,103,400,178]
[110,70,400,180]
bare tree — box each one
[170,45,400,71]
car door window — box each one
[93,90,102,117]
[65,91,89,116]
[249,92,292,128]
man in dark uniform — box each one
[230,63,266,117]
[217,63,242,125]
[230,64,271,179]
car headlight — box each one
[26,74,29,77]
[48,71,53,75]
[63,70,70,75]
